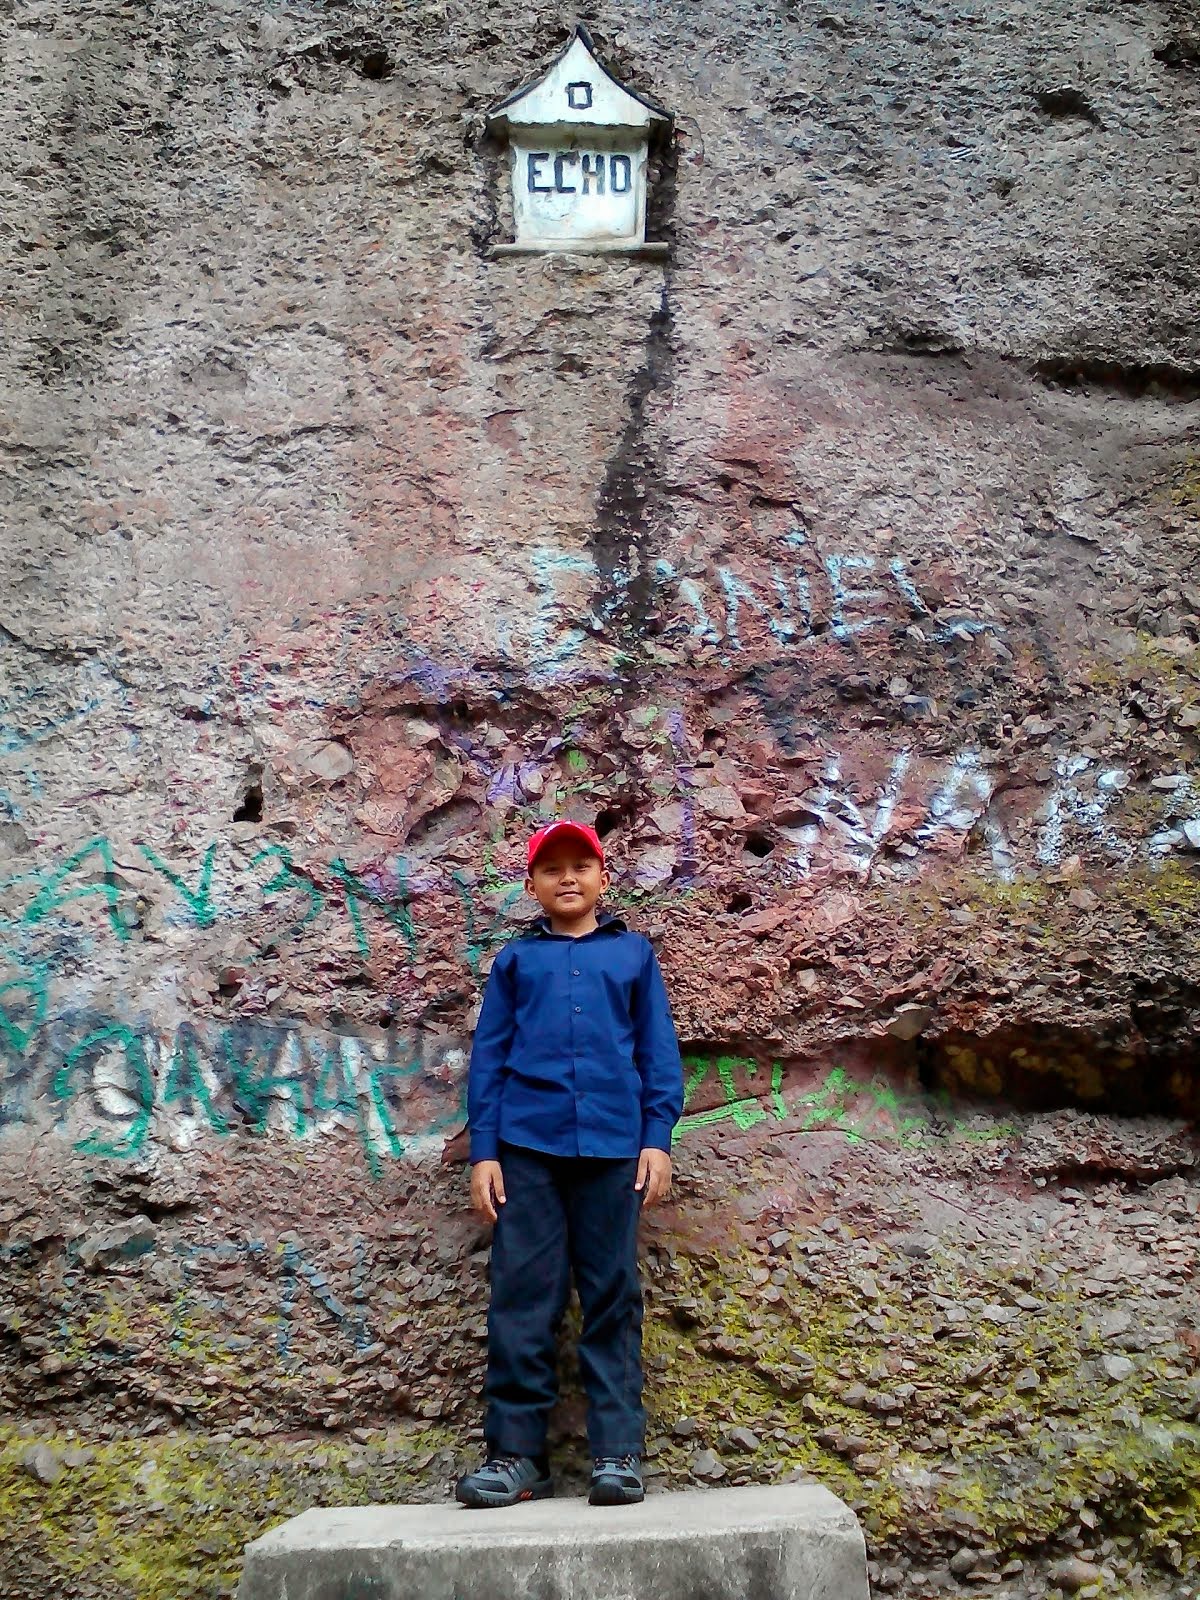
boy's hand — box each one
[470,1160,506,1223]
[634,1147,672,1207]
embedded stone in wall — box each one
[486,25,670,255]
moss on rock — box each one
[640,1235,1200,1577]
[0,1424,456,1600]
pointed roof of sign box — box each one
[486,25,671,135]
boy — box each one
[455,819,684,1509]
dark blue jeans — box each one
[484,1141,644,1460]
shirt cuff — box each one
[470,1131,500,1163]
[640,1119,676,1153]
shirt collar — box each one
[529,910,628,938]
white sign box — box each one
[486,27,670,255]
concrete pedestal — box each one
[236,1482,871,1600]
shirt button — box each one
[572,969,580,976]
[574,1006,581,1013]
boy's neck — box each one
[547,909,600,938]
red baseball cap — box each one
[527,820,606,871]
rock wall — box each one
[2,0,1199,1596]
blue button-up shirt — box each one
[467,913,684,1163]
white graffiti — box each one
[1037,756,1132,867]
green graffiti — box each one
[929,1083,1017,1142]
[9,1002,473,1175]
[23,836,130,941]
[8,833,540,986]
[139,840,218,928]
[162,1029,229,1137]
[853,1075,929,1148]
[675,1053,775,1139]
[793,1065,867,1143]
[715,1055,767,1127]
[362,1054,424,1175]
[311,1036,390,1175]
[681,1055,709,1107]
[323,1043,442,1176]
[328,857,418,962]
[53,1023,153,1158]
[312,1040,359,1120]
[453,872,524,975]
[251,843,326,940]
[0,961,48,1053]
[672,1060,1017,1150]
[358,1065,408,1174]
[222,1032,307,1138]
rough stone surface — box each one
[1,1,1199,1598]
[76,1213,159,1271]
[20,1444,63,1487]
[235,1485,870,1600]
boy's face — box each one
[526,837,610,922]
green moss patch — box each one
[641,1236,1200,1576]
[1170,454,1200,516]
[0,1424,456,1600]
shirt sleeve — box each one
[632,938,684,1152]
[468,946,517,1163]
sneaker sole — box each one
[456,1480,555,1509]
[588,1483,644,1507]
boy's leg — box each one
[564,1155,644,1458]
[484,1143,570,1460]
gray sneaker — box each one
[455,1453,553,1509]
[589,1454,644,1506]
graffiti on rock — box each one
[0,1011,466,1172]
[0,736,1184,1177]
[0,1005,1012,1168]
[674,1054,1015,1147]
[0,742,1175,969]
[521,534,1004,679]
[0,1231,382,1363]
[0,660,123,761]
[2,836,424,963]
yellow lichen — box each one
[0,1425,456,1600]
[1169,453,1200,515]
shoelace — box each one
[594,1454,638,1471]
